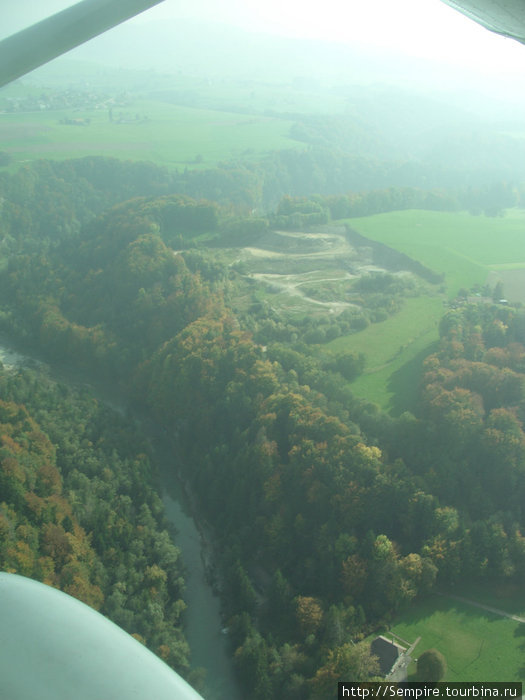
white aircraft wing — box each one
[0,573,204,700]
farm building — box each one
[371,636,406,677]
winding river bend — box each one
[0,335,241,700]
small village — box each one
[0,87,129,114]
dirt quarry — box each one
[232,226,418,315]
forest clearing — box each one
[390,592,525,682]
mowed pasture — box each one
[326,296,443,413]
[389,593,525,682]
[347,209,525,299]
[334,208,525,411]
[0,98,302,169]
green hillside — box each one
[348,209,525,297]
[326,296,443,413]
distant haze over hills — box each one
[17,18,525,109]
[6,16,525,181]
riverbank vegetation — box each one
[1,154,525,693]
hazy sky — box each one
[3,0,525,74]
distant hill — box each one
[19,17,519,101]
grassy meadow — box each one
[450,581,525,618]
[320,207,525,412]
[326,296,444,413]
[348,209,525,298]
[389,593,525,682]
[0,98,302,169]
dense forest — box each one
[1,156,525,697]
[0,367,195,680]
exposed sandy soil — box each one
[250,271,358,312]
[243,247,282,258]
[237,226,393,314]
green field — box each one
[451,582,525,618]
[153,79,350,116]
[389,593,525,682]
[348,209,525,297]
[326,296,444,413]
[326,208,525,411]
[0,98,302,169]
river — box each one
[0,334,241,700]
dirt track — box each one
[440,592,525,624]
[239,226,390,314]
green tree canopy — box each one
[417,648,447,681]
